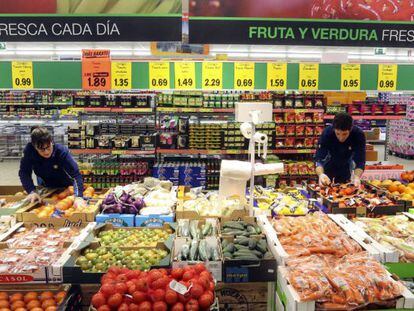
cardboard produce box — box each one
[0,196,33,216]
[366,150,379,161]
[95,213,135,227]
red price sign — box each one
[82,49,111,91]
[0,274,34,283]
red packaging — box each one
[275,113,284,123]
[296,125,305,136]
[313,112,324,123]
[286,125,295,136]
[285,112,296,123]
[315,126,324,136]
[304,138,314,147]
[276,125,286,136]
[285,138,295,147]
[305,126,314,136]
[295,138,305,148]
[295,112,305,123]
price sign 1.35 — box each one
[112,62,131,90]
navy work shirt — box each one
[315,126,366,183]
[19,143,83,196]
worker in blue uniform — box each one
[19,126,85,205]
[315,113,366,187]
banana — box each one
[57,0,70,13]
[107,0,148,14]
[152,0,179,14]
[68,0,83,13]
[102,0,120,12]
[74,0,110,14]
[140,0,161,13]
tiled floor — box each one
[0,146,413,186]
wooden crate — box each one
[215,282,273,311]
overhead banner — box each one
[189,1,414,47]
[0,0,181,41]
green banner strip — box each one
[1,61,413,91]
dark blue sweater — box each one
[315,126,366,183]
[19,143,83,196]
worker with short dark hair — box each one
[19,126,85,204]
[315,113,366,187]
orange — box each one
[388,184,398,192]
[45,307,57,311]
[39,292,54,302]
[9,294,23,304]
[26,300,40,310]
[41,299,55,309]
[54,292,66,304]
[10,301,25,311]
[0,294,8,301]
[14,308,27,311]
[398,185,406,194]
[0,302,8,309]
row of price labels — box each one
[9,61,399,91]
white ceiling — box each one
[0,42,413,63]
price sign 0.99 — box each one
[202,62,222,90]
[267,63,287,90]
[299,64,319,90]
[175,62,195,90]
[12,61,33,89]
[378,64,397,91]
[234,62,255,90]
[341,64,360,91]
[82,49,111,91]
[149,62,170,89]
[111,62,131,90]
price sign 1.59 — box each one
[12,61,33,89]
[267,63,287,90]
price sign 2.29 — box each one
[234,62,255,90]
[378,64,397,91]
[12,61,33,89]
[299,64,319,90]
[202,62,222,90]
[149,62,170,89]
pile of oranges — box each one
[372,179,414,203]
[0,290,66,311]
[50,186,95,201]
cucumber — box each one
[202,222,212,236]
[190,239,199,261]
[233,254,260,260]
[256,240,268,254]
[197,228,203,239]
[212,247,220,261]
[223,251,233,259]
[198,240,208,261]
[180,243,190,260]
[264,252,273,259]
[254,224,262,234]
[190,221,198,239]
[246,225,257,234]
[221,239,229,248]
[248,239,257,250]
[179,219,190,237]
[234,237,249,246]
[223,221,245,230]
[223,243,235,253]
[234,244,249,251]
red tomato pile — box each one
[91,264,216,311]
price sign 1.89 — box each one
[12,61,33,89]
[299,63,319,90]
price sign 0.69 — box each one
[267,63,287,90]
[341,64,360,91]
[12,61,33,89]
[149,62,170,89]
[299,64,319,90]
[234,62,255,90]
[378,64,397,91]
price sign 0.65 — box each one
[378,64,397,91]
[175,62,195,90]
[234,62,255,90]
[341,64,360,91]
[299,64,319,90]
[12,61,33,89]
[267,63,287,90]
[149,62,170,89]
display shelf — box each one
[157,107,235,113]
[273,108,325,113]
[324,115,405,120]
[0,102,71,106]
[76,107,153,113]
[157,149,316,155]
[71,149,155,155]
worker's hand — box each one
[73,197,87,210]
[27,192,41,204]
[318,173,331,186]
[352,175,361,188]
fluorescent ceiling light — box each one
[15,51,54,56]
[56,51,81,56]
[288,53,321,59]
[133,51,151,56]
[249,52,286,58]
[0,51,15,55]
[111,51,133,56]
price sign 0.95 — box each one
[378,64,397,91]
[149,62,170,89]
[111,62,131,90]
[175,62,195,90]
[234,62,255,90]
[12,61,33,89]
[202,62,222,90]
[267,63,287,90]
[299,63,319,90]
[341,64,360,91]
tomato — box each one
[129,303,140,311]
[132,291,147,304]
[91,293,106,308]
[118,303,129,311]
[100,284,116,298]
[137,301,152,311]
[199,271,212,281]
[126,270,141,280]
[150,289,165,302]
[198,293,213,309]
[107,293,123,308]
[97,305,111,311]
[108,266,122,275]
[115,282,128,295]
[182,270,194,281]
[116,274,128,283]
[0,0,56,13]
[149,270,164,282]
[193,264,206,274]
[190,283,204,299]
[171,268,184,280]
[171,302,185,311]
[197,276,210,290]
[135,278,148,292]
[153,301,168,311]
[128,283,137,295]
[165,289,178,305]
[185,299,200,311]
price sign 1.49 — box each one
[175,62,195,90]
[12,61,33,89]
[299,64,319,90]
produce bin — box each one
[95,213,135,227]
[0,196,34,216]
[135,213,175,227]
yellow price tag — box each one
[234,62,255,90]
[378,64,397,91]
[299,64,319,90]
[267,63,287,90]
[12,61,33,89]
[175,62,195,90]
[111,62,131,90]
[149,62,170,89]
[202,62,222,90]
[341,64,360,91]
